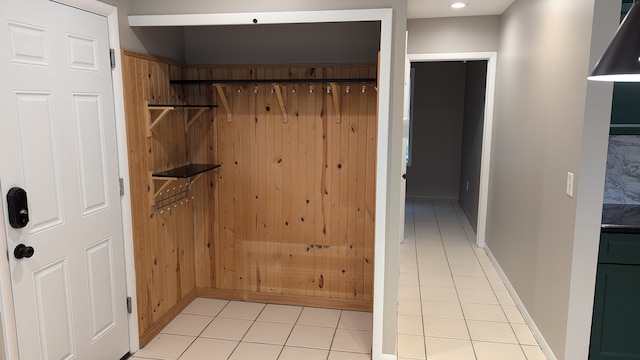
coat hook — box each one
[362,85,366,93]
[238,87,242,93]
[254,86,259,93]
[292,86,296,93]
[271,86,275,93]
[326,85,331,93]
[346,85,351,94]
[310,85,314,93]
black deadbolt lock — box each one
[7,187,29,229]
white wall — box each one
[407,16,501,54]
[486,0,618,358]
[100,0,186,61]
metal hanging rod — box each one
[169,78,377,85]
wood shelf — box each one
[152,163,221,179]
[148,104,218,108]
[150,164,221,209]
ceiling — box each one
[408,0,517,19]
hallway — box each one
[398,200,547,360]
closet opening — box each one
[121,14,394,357]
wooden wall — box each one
[121,51,377,346]
[186,65,378,307]
[122,51,200,346]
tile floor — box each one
[399,200,548,360]
[131,299,373,360]
[132,199,548,360]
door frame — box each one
[129,9,395,359]
[407,52,497,248]
[0,0,139,357]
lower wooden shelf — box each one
[150,163,221,212]
[152,163,221,179]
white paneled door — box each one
[0,0,129,359]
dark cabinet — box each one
[590,233,640,359]
[610,83,640,135]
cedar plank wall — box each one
[122,51,199,347]
[190,65,377,309]
[121,51,377,346]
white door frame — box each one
[129,10,394,359]
[407,52,497,248]
[0,0,139,357]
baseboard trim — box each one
[138,287,198,348]
[196,288,373,312]
[484,246,558,360]
[405,195,459,201]
[378,354,397,360]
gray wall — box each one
[108,0,407,356]
[101,0,186,61]
[486,0,618,358]
[407,16,501,54]
[185,22,380,64]
[459,61,487,231]
[406,62,466,200]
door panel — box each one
[15,92,64,232]
[85,238,117,340]
[73,94,110,215]
[33,259,75,360]
[590,263,640,359]
[0,0,129,359]
[8,22,49,66]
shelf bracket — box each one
[185,108,208,132]
[214,84,232,123]
[330,83,341,123]
[146,101,174,137]
[273,84,288,123]
[152,177,177,199]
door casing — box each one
[129,8,396,359]
[407,52,497,248]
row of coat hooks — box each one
[170,78,377,124]
[211,81,376,125]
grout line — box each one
[406,200,428,359]
[434,201,479,360]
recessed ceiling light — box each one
[450,2,467,9]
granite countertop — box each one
[602,204,640,233]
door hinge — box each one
[119,178,125,196]
[126,296,132,314]
[110,49,116,69]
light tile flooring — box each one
[131,299,373,360]
[132,199,548,360]
[399,200,548,360]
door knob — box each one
[14,244,34,259]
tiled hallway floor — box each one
[399,200,547,360]
[132,199,548,360]
[131,300,373,360]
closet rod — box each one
[170,78,377,85]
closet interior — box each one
[121,51,379,346]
